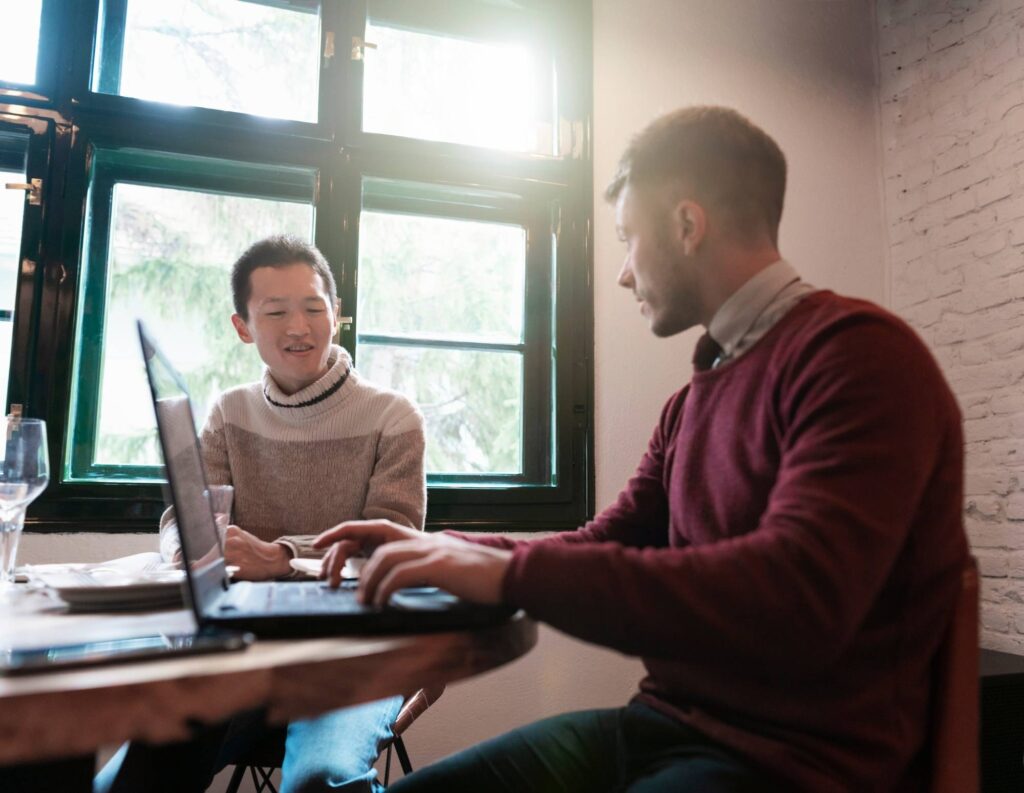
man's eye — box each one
[266,311,286,317]
[307,308,324,314]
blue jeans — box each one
[94,695,403,793]
[388,702,769,793]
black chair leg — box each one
[225,763,247,793]
[251,765,278,793]
[384,743,393,787]
[394,736,413,776]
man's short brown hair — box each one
[230,235,338,320]
[605,106,787,245]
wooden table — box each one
[0,587,537,765]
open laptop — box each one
[138,320,514,637]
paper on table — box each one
[289,557,364,579]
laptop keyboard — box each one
[218,580,366,615]
[263,581,366,614]
[260,581,364,614]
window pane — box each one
[0,0,43,85]
[362,20,554,153]
[358,211,525,343]
[0,161,26,409]
[357,344,522,475]
[93,0,320,122]
[90,184,313,468]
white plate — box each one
[30,568,186,612]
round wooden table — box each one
[0,592,537,765]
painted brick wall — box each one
[877,0,1024,651]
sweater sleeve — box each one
[501,317,960,674]
[159,400,233,562]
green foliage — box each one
[357,209,531,475]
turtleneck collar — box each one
[261,344,354,419]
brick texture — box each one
[878,0,1024,652]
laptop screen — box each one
[138,320,227,617]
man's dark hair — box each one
[605,106,787,245]
[230,235,338,319]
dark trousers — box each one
[0,755,95,793]
[389,702,770,793]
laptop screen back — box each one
[138,320,227,617]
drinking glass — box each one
[206,484,234,544]
[0,418,49,593]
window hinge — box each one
[5,178,42,206]
[350,36,377,61]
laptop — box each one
[138,320,514,638]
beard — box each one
[646,226,701,338]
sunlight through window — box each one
[363,21,553,153]
[0,0,43,85]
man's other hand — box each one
[223,525,293,580]
[314,519,512,606]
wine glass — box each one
[0,418,49,594]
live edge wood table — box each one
[0,589,537,766]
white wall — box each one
[593,0,886,507]
[21,1,885,785]
[876,0,1024,653]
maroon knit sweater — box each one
[456,291,967,791]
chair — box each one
[928,556,979,793]
[225,685,445,793]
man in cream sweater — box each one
[98,235,426,793]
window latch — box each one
[4,179,42,206]
[350,36,377,61]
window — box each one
[67,148,316,481]
[92,0,321,121]
[4,0,593,532]
[0,2,44,87]
[357,180,540,479]
[361,16,555,152]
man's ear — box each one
[231,313,254,344]
[675,200,707,256]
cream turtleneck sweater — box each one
[160,345,426,563]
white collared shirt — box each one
[706,259,816,368]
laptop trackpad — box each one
[389,587,462,611]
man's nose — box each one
[617,257,634,289]
[286,314,310,335]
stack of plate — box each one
[27,564,185,612]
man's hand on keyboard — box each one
[314,519,511,606]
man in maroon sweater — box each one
[315,106,968,792]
